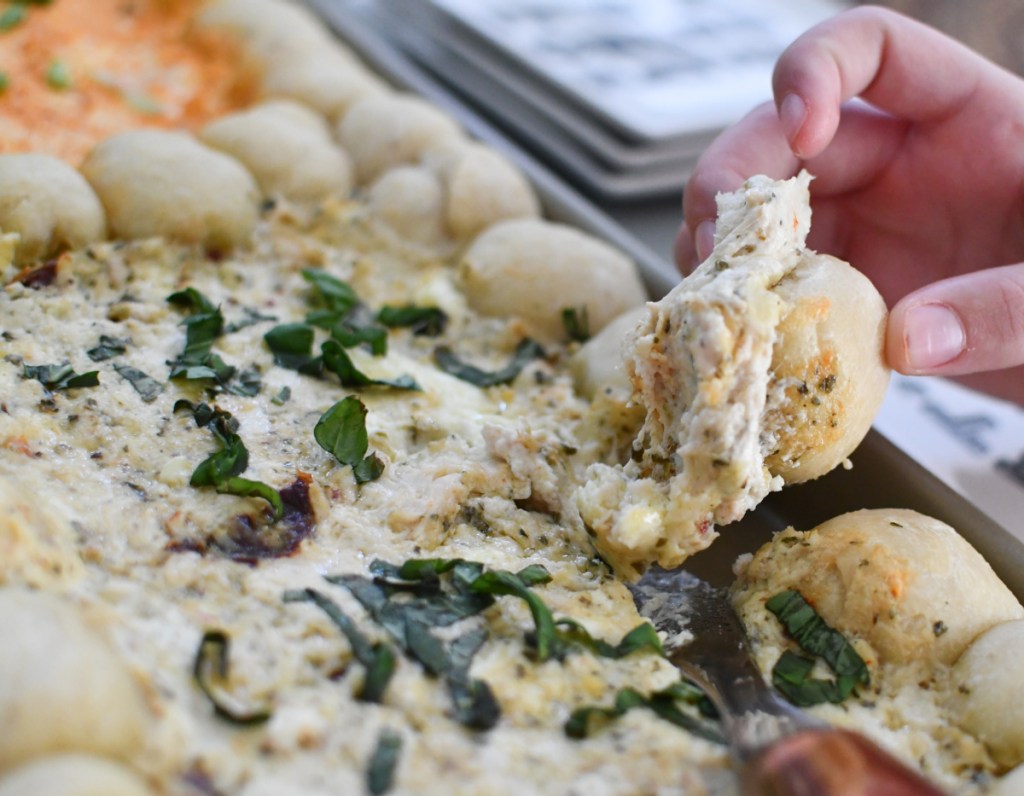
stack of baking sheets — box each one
[366,0,846,201]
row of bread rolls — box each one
[732,508,1024,784]
[0,590,158,795]
[0,0,649,347]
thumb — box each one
[886,263,1024,404]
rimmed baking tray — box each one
[306,0,1024,602]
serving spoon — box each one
[628,566,949,795]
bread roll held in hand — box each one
[576,172,890,578]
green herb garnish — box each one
[193,630,272,726]
[561,306,590,342]
[314,396,384,484]
[565,681,723,743]
[45,59,72,90]
[321,339,419,391]
[166,288,239,388]
[377,305,448,337]
[114,364,163,402]
[86,335,129,361]
[433,338,544,388]
[23,363,99,391]
[367,729,403,795]
[175,400,283,519]
[766,590,869,706]
[283,588,395,702]
[0,5,27,31]
[302,268,359,327]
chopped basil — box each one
[45,59,72,90]
[283,588,395,703]
[566,682,723,743]
[330,321,388,356]
[377,305,448,337]
[113,364,163,402]
[554,618,663,659]
[302,268,359,327]
[224,307,278,333]
[193,630,272,726]
[167,287,217,314]
[467,566,561,661]
[225,366,262,398]
[0,72,8,93]
[23,363,99,391]
[367,729,402,795]
[0,5,26,31]
[433,339,544,388]
[264,323,317,371]
[321,340,419,391]
[561,306,590,342]
[766,590,869,707]
[175,401,283,519]
[265,325,416,390]
[86,335,129,361]
[328,566,499,729]
[270,386,291,406]
[314,396,384,484]
[166,288,240,389]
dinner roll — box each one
[989,765,1024,796]
[0,755,155,796]
[732,509,1024,666]
[950,620,1024,767]
[762,252,890,483]
[258,43,390,122]
[569,306,646,401]
[0,589,149,771]
[195,0,337,63]
[441,143,541,240]
[459,218,646,343]
[200,100,354,202]
[338,93,464,185]
[80,130,260,251]
[367,166,449,250]
[0,154,105,265]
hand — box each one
[676,6,1024,404]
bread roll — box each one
[0,755,155,796]
[338,94,464,185]
[732,509,1024,666]
[950,620,1024,767]
[440,143,541,240]
[81,130,260,251]
[576,172,890,578]
[200,100,353,202]
[0,154,105,265]
[367,166,449,250]
[459,218,646,343]
[0,589,149,771]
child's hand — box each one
[676,7,1024,403]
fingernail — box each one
[696,220,715,262]
[904,303,966,370]
[779,93,807,147]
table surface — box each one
[592,0,1024,541]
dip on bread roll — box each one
[576,172,890,578]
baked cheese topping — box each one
[0,2,1020,794]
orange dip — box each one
[0,0,259,165]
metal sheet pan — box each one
[307,0,1024,602]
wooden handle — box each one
[742,728,948,796]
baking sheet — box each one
[307,0,1024,603]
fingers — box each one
[773,6,990,159]
[677,102,799,269]
[887,263,1024,404]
